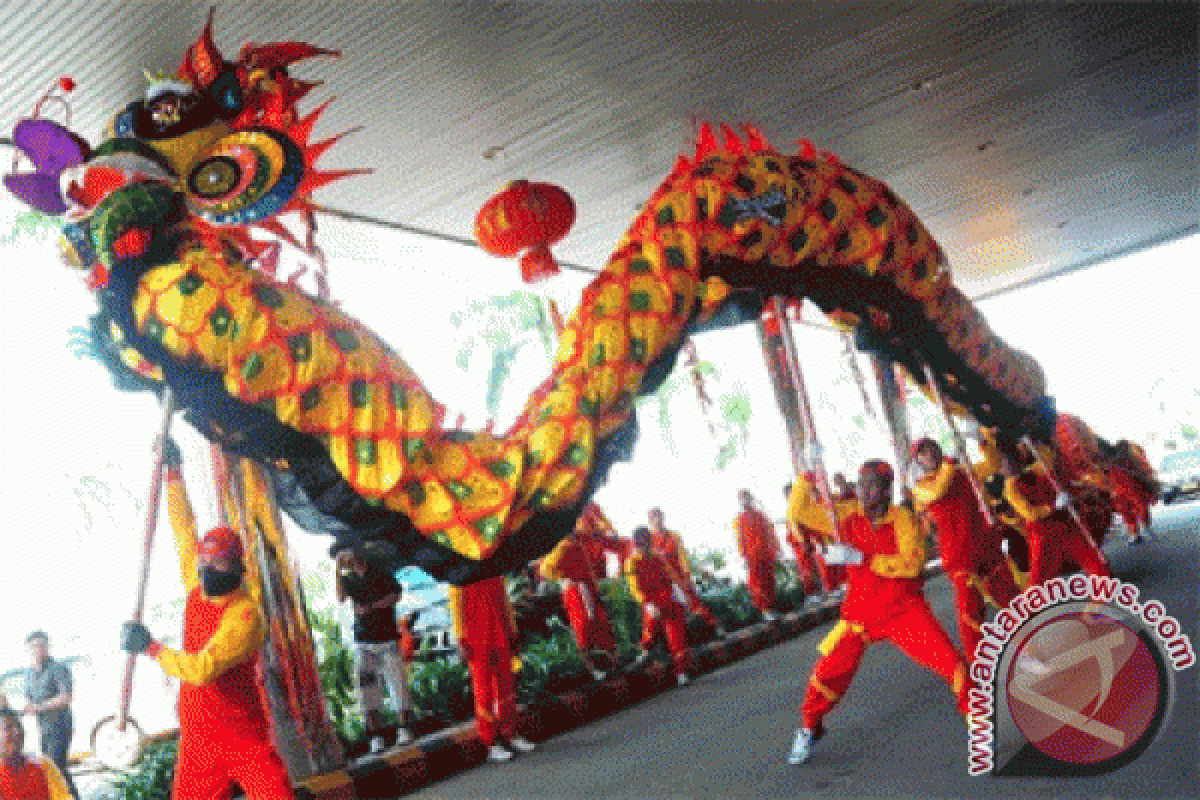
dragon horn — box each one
[178,7,225,89]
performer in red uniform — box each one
[783,483,823,595]
[120,441,294,800]
[1001,450,1112,587]
[911,438,1019,662]
[574,503,630,577]
[540,528,619,679]
[625,527,695,685]
[734,491,781,619]
[1105,462,1154,545]
[648,508,724,635]
[447,577,536,763]
[1,710,72,800]
[789,460,970,765]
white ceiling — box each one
[2,1,1196,297]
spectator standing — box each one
[1,709,72,800]
[335,548,415,753]
[22,632,76,799]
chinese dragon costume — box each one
[7,14,1095,584]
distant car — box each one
[1159,450,1200,504]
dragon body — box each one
[16,17,1066,584]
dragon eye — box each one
[186,129,304,226]
[189,156,241,198]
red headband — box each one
[198,527,244,561]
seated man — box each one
[1,709,72,800]
[121,438,294,800]
[790,460,970,765]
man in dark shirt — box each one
[336,547,414,753]
[21,632,76,798]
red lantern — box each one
[475,180,576,283]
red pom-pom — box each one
[58,76,76,92]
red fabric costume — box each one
[574,504,628,578]
[913,457,1018,661]
[734,508,780,613]
[0,756,72,800]
[799,506,969,731]
[1005,469,1112,586]
[447,577,520,747]
[786,476,851,591]
[160,471,293,800]
[1106,465,1153,537]
[651,528,720,628]
[624,550,694,676]
[540,534,617,657]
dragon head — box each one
[7,10,360,288]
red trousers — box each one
[745,558,777,613]
[563,581,617,656]
[679,582,720,629]
[640,603,694,676]
[1028,518,1112,587]
[174,726,293,800]
[465,637,518,747]
[800,601,969,729]
[949,562,1019,663]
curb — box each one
[296,599,845,799]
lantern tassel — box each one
[519,243,561,283]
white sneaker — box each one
[487,744,515,763]
[369,735,387,754]
[394,727,414,747]
[508,735,536,754]
[676,673,690,687]
[591,669,607,682]
[788,728,817,765]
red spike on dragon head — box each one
[11,10,363,290]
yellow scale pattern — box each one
[130,136,1043,562]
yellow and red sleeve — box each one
[166,470,200,593]
[624,553,647,604]
[539,537,573,582]
[786,482,836,539]
[152,590,264,686]
[869,508,926,579]
[911,461,956,511]
[1004,476,1053,522]
[39,758,73,800]
[446,586,467,643]
[668,532,692,581]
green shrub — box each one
[516,630,589,702]
[407,657,472,724]
[307,609,363,742]
[111,738,177,800]
[702,584,761,629]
